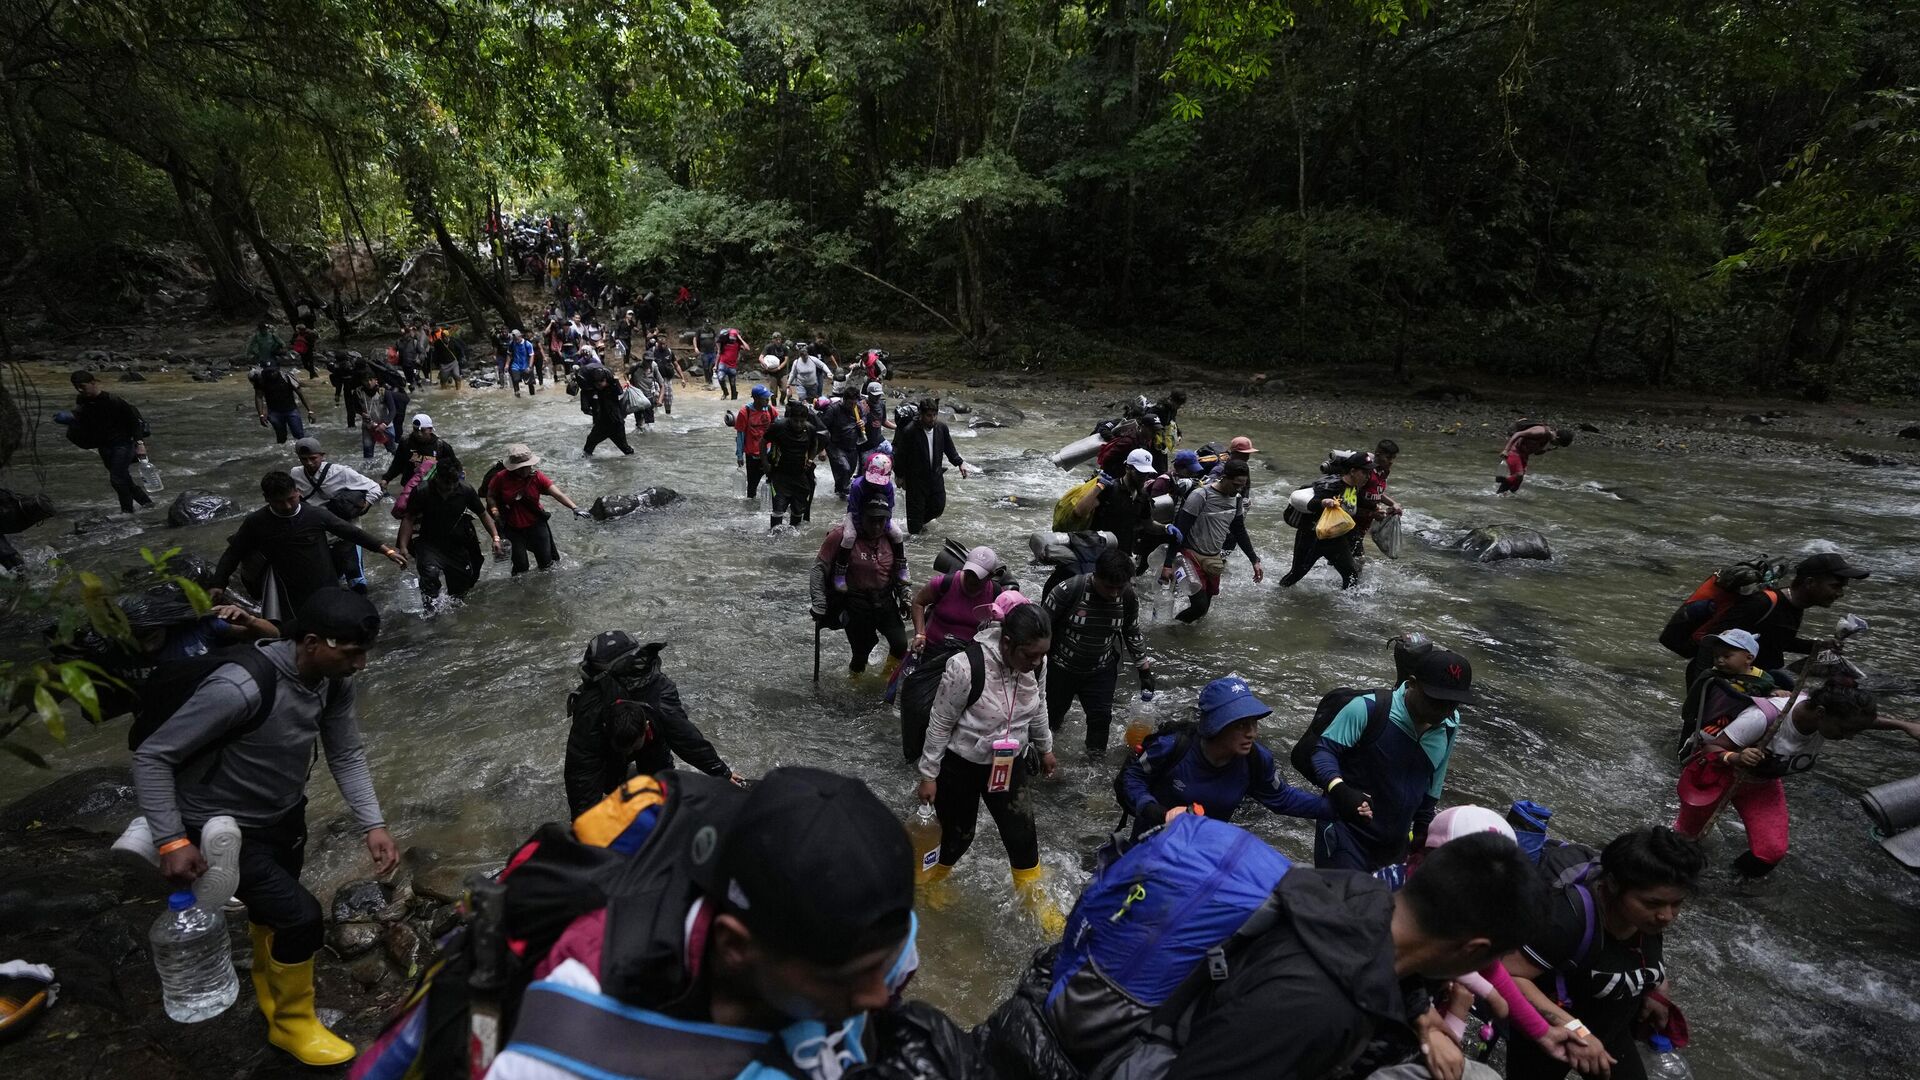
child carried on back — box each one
[1681,629,1780,754]
[831,451,907,591]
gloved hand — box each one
[1096,470,1116,487]
[1165,525,1183,546]
[1329,781,1371,825]
[1136,801,1167,830]
[573,508,592,519]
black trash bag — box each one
[1457,524,1552,563]
[167,490,237,527]
[119,583,204,629]
[850,1000,993,1080]
[975,946,1082,1080]
[0,489,55,535]
[589,487,681,520]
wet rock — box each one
[590,487,681,520]
[165,489,236,527]
[0,766,135,832]
[967,417,1006,429]
[330,879,395,923]
[427,901,464,938]
[992,495,1046,509]
[1578,422,1602,433]
[118,370,147,382]
[413,864,473,905]
[327,922,383,960]
[72,512,119,535]
[189,369,224,383]
[949,402,972,414]
[1742,414,1769,425]
[347,949,391,989]
[1899,426,1920,440]
[1842,450,1902,468]
[385,921,430,978]
[1457,524,1553,563]
[1411,383,1476,402]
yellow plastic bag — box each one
[1315,503,1356,540]
[1052,475,1102,531]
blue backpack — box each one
[1045,813,1291,1067]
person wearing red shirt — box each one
[733,385,777,498]
[1496,423,1573,494]
[485,443,588,574]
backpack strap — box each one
[1553,876,1600,1007]
[963,640,987,711]
[1352,689,1393,750]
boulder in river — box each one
[1458,524,1553,563]
[1899,425,1920,440]
[590,487,681,520]
[166,489,236,527]
[1842,450,1903,468]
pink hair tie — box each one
[988,591,1031,621]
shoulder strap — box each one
[963,641,987,710]
[1353,689,1393,750]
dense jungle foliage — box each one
[3,1,1919,393]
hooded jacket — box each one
[562,645,730,816]
[917,624,1052,779]
[1164,869,1417,1080]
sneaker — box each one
[111,816,159,869]
[192,815,243,914]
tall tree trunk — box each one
[0,65,74,323]
[412,188,524,332]
[163,157,257,314]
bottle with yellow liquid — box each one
[1122,666,1160,752]
[906,803,943,880]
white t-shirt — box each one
[1723,698,1823,775]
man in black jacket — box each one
[214,471,407,619]
[563,632,741,817]
[892,399,971,535]
[1144,833,1546,1080]
[578,364,635,456]
[61,371,154,513]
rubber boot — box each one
[919,863,955,910]
[256,930,357,1066]
[1011,865,1066,938]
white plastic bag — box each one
[1370,514,1404,559]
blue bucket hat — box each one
[1196,676,1272,737]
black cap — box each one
[1795,552,1869,582]
[294,587,381,645]
[70,371,94,388]
[1413,649,1478,705]
[585,629,638,668]
[861,500,893,519]
[710,767,912,965]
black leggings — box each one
[744,456,766,498]
[933,750,1040,869]
[193,801,323,963]
[584,418,634,456]
[845,592,908,673]
[1047,660,1120,753]
[414,538,482,599]
[1279,526,1359,589]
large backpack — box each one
[898,639,988,763]
[350,771,744,1080]
[1044,813,1292,1068]
[126,644,284,752]
[1286,687,1393,785]
[1659,556,1788,658]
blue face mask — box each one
[773,913,919,1080]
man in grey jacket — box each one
[133,587,395,1067]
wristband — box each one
[157,838,192,856]
[1327,777,1344,790]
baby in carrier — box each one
[1680,629,1780,755]
[831,451,907,591]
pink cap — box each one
[988,590,1031,622]
[863,453,894,484]
[1423,805,1515,849]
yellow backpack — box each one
[572,773,669,851]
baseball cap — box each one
[962,546,1001,578]
[1123,448,1157,474]
[294,587,381,646]
[1412,649,1478,705]
[751,384,770,399]
[1172,449,1200,472]
[861,500,893,519]
[1196,676,1273,737]
[411,413,434,429]
[866,382,885,397]
[1795,552,1869,581]
[292,437,324,457]
[1423,806,1516,850]
[864,453,894,484]
[709,767,913,965]
[1706,629,1761,656]
[1228,436,1258,454]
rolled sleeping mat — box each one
[932,539,969,576]
[1049,432,1106,471]
[1874,824,1920,873]
[1861,774,1920,836]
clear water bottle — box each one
[1643,1035,1694,1080]
[137,454,165,492]
[149,890,238,1022]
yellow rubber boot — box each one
[258,937,357,1066]
[880,654,904,683]
[247,924,275,1026]
[1012,865,1066,938]
[919,862,955,910]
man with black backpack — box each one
[1043,548,1151,756]
[1306,649,1477,872]
[291,438,386,592]
[59,370,154,514]
[213,471,407,620]
[130,587,396,1067]
[562,631,741,817]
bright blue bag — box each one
[1044,814,1290,1066]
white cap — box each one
[1423,805,1516,850]
[411,413,434,429]
[1124,448,1157,474]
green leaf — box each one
[34,686,66,743]
[1,741,50,769]
[60,665,103,723]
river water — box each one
[3,367,1917,1079]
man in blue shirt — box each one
[1310,649,1476,871]
[1120,676,1345,840]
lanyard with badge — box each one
[987,664,1020,793]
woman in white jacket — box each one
[914,594,1063,932]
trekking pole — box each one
[1699,614,1868,831]
[813,620,823,683]
[466,874,510,1072]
